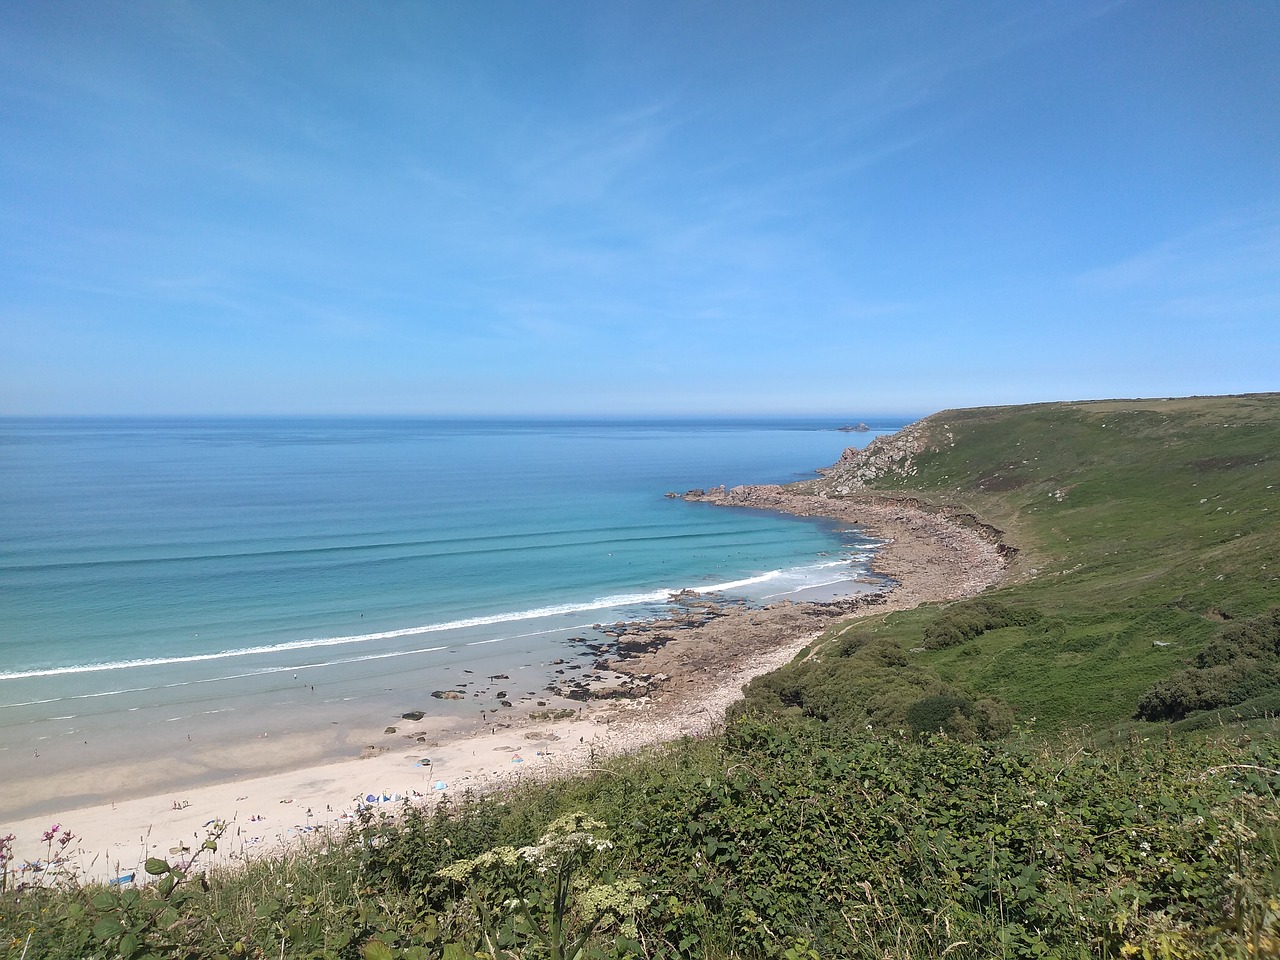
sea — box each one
[0,417,904,813]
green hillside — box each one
[5,396,1279,960]
[742,394,1280,735]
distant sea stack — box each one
[837,423,871,433]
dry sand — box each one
[4,488,1008,886]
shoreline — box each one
[4,487,1008,886]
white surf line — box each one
[0,593,679,682]
[1,560,860,693]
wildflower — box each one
[436,845,520,883]
[436,812,644,957]
[0,833,15,866]
[436,860,473,883]
[577,876,647,938]
[0,833,14,890]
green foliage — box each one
[338,721,1280,958]
[1137,609,1280,722]
[734,632,1014,740]
[905,691,974,734]
[58,821,226,960]
[922,598,1044,649]
[767,395,1280,732]
[435,812,645,960]
[1199,609,1280,665]
[902,691,1012,739]
[353,793,510,903]
[4,724,1280,959]
[631,719,1280,958]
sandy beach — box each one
[4,487,1008,886]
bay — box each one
[0,417,903,811]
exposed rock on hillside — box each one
[816,415,954,493]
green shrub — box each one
[922,598,1044,650]
[905,692,974,735]
[1137,609,1280,721]
[903,692,1012,739]
[4,722,1279,959]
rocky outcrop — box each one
[815,415,954,493]
[584,591,890,702]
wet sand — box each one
[3,488,1008,885]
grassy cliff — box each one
[741,394,1280,735]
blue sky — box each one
[2,1,1277,416]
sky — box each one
[1,1,1277,417]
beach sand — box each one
[4,489,1008,886]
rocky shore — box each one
[553,482,1011,736]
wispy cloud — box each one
[1077,209,1280,297]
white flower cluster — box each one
[577,876,647,938]
[437,812,612,882]
[436,843,521,883]
[517,813,611,873]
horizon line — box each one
[0,411,925,422]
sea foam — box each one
[0,562,859,686]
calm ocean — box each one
[0,417,901,810]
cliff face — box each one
[816,415,955,494]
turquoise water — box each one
[0,417,901,808]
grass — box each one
[754,394,1280,733]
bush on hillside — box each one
[922,598,1044,649]
[733,636,1004,735]
[1136,608,1280,721]
[905,692,1013,739]
[1171,690,1280,732]
[1196,607,1280,666]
